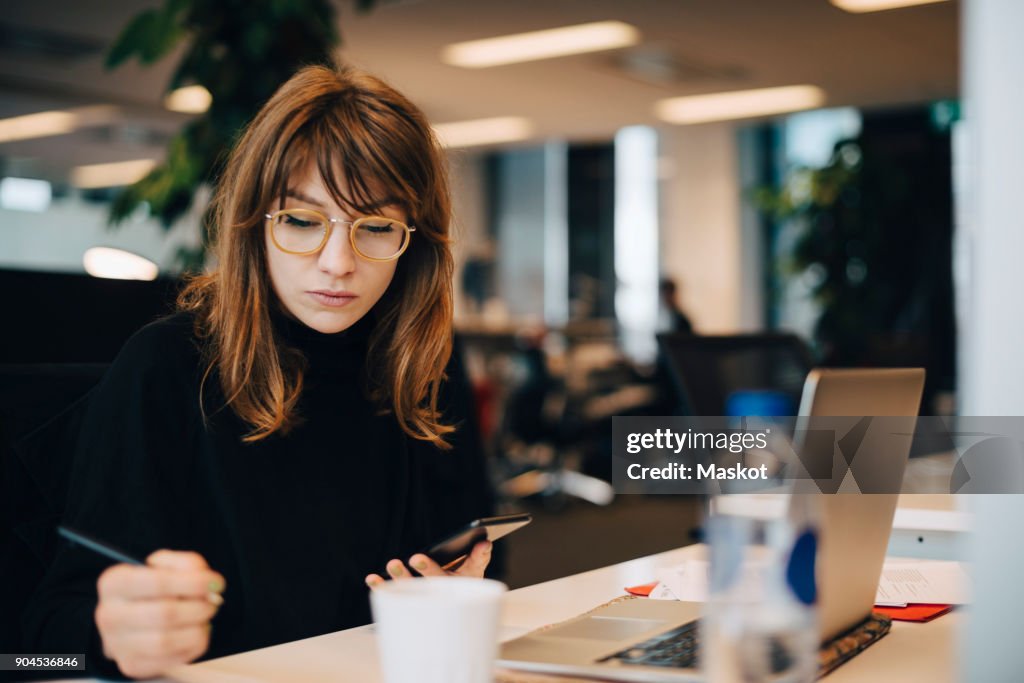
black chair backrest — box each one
[656,333,813,416]
[0,364,108,652]
[0,269,180,364]
[501,347,556,444]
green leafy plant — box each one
[106,0,377,269]
[755,139,873,362]
[755,129,953,374]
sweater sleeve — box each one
[21,316,202,679]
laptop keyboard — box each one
[600,621,700,669]
[599,620,792,673]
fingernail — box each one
[207,592,224,607]
[483,541,493,553]
[208,579,225,593]
[389,564,404,577]
[412,559,427,571]
[365,576,381,587]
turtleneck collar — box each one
[270,305,376,376]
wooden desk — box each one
[65,546,959,683]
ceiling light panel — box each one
[830,0,949,13]
[165,85,212,113]
[442,21,640,68]
[655,85,826,125]
[83,247,159,281]
[0,105,120,144]
[432,117,533,148]
[71,159,157,188]
[0,111,78,143]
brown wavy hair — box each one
[179,64,455,447]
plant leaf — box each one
[105,10,160,68]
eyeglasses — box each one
[265,208,416,261]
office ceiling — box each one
[0,0,959,183]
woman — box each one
[23,64,493,679]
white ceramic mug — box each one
[370,576,507,683]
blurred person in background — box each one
[22,64,493,680]
[658,277,695,335]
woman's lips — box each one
[308,290,357,308]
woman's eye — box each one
[363,222,395,234]
[284,215,316,228]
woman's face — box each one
[264,160,403,334]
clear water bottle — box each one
[702,511,818,683]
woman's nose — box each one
[318,224,357,276]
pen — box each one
[57,525,224,606]
[57,525,142,566]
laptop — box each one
[498,368,925,682]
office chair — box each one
[656,333,814,416]
[494,344,614,508]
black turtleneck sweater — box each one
[21,311,492,679]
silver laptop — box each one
[498,368,925,682]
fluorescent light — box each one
[0,111,77,143]
[0,177,52,212]
[830,0,949,12]
[83,247,159,281]
[655,85,826,125]
[71,159,157,189]
[0,105,118,144]
[432,117,533,148]
[165,85,212,113]
[442,20,640,68]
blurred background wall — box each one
[0,1,961,372]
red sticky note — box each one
[625,582,658,597]
[874,604,953,622]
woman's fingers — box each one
[148,549,226,599]
[366,542,494,588]
[387,559,413,580]
[454,541,492,578]
[98,563,224,602]
[407,554,446,577]
[147,549,210,572]
[366,555,450,584]
[94,551,222,679]
[97,595,218,632]
[94,594,214,678]
[119,623,210,659]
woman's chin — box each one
[297,309,361,335]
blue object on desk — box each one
[726,390,794,418]
[786,529,818,606]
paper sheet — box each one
[876,561,970,605]
[651,559,970,605]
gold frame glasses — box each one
[265,208,416,262]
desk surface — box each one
[67,545,958,683]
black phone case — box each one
[424,513,532,568]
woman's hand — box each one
[364,540,492,588]
[94,550,225,679]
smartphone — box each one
[423,513,533,570]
